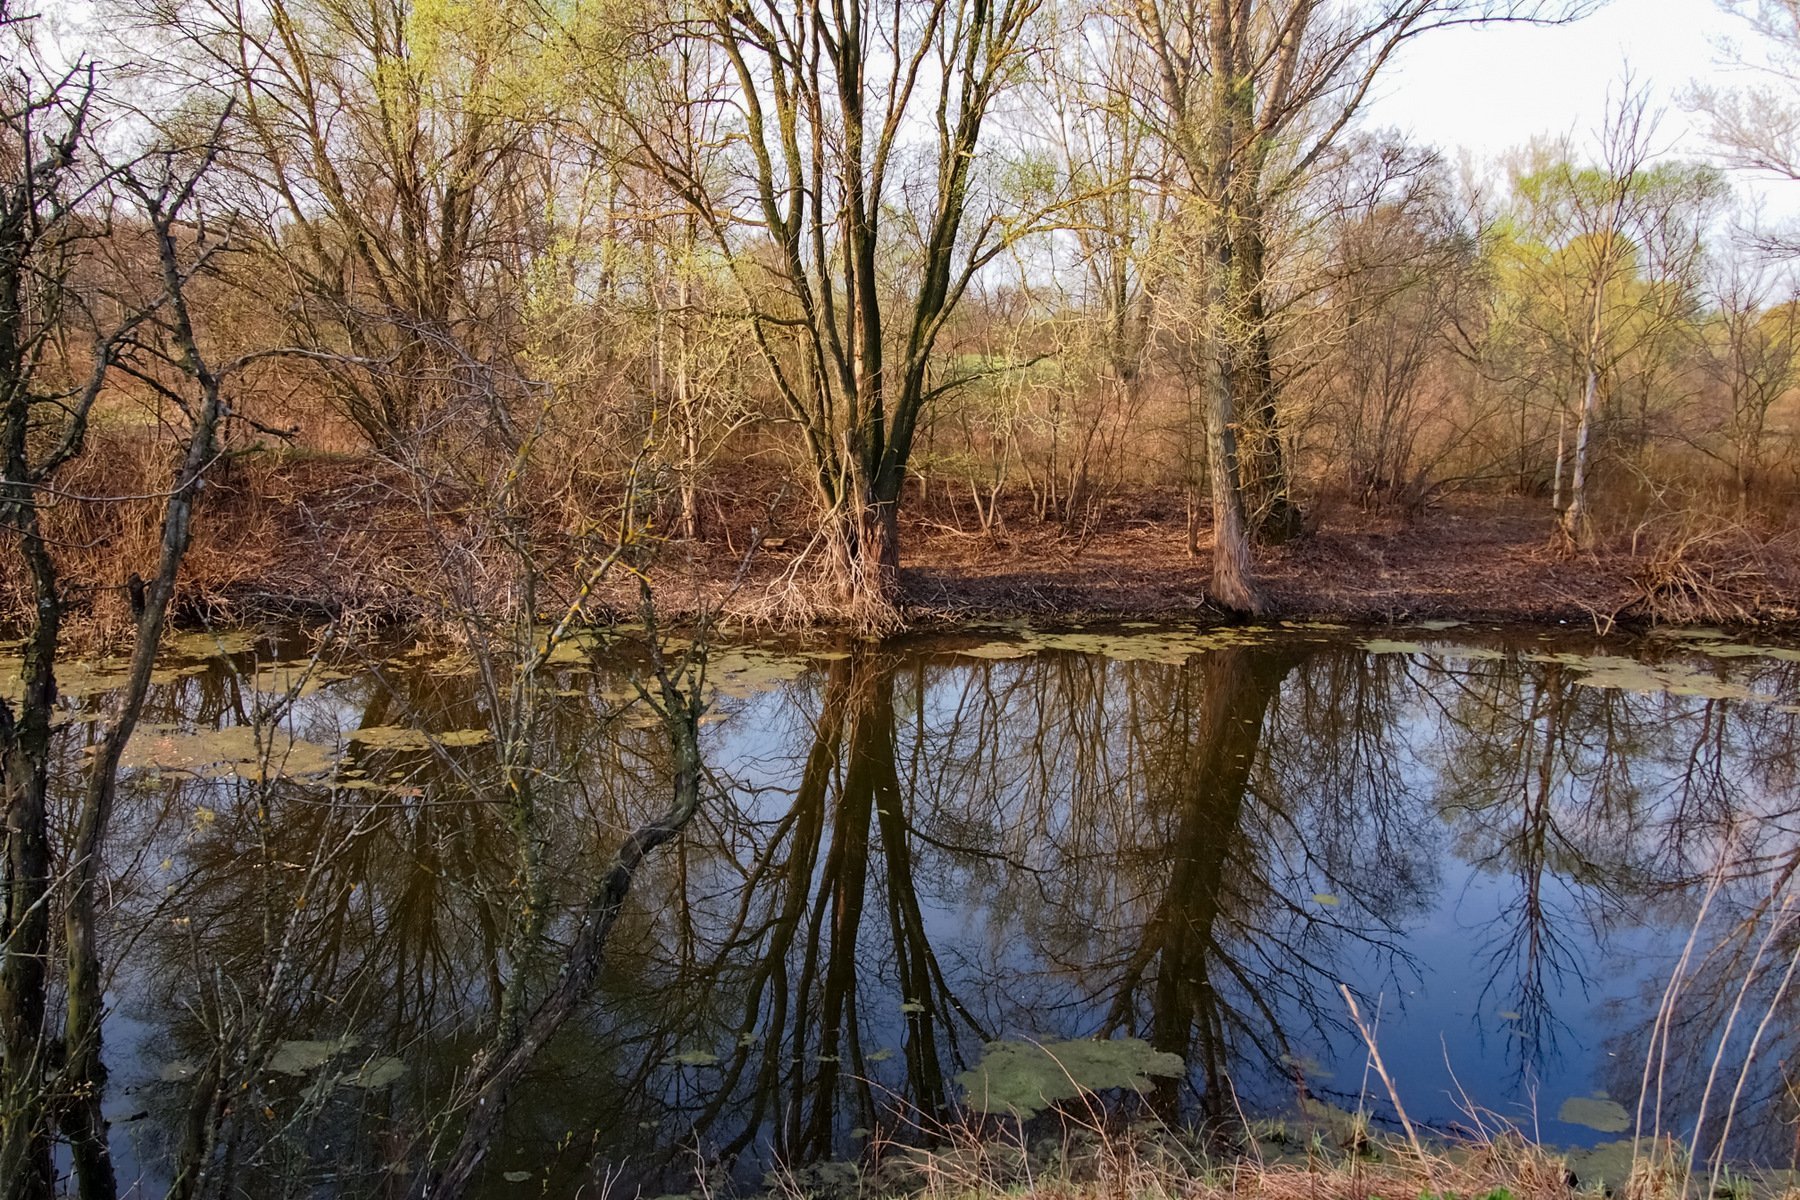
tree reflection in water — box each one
[53,628,1800,1193]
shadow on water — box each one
[14,624,1800,1194]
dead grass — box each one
[759,1109,1734,1200]
[1623,515,1800,626]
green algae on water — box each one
[119,725,337,780]
[1557,1094,1630,1133]
[955,1037,1184,1117]
[347,725,490,751]
[270,1038,354,1076]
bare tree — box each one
[607,0,1053,619]
[0,8,231,1194]
[1531,87,1719,549]
[1692,1,1800,244]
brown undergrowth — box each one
[6,447,1800,639]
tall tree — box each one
[610,0,1051,617]
[1483,93,1720,548]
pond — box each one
[8,621,1800,1195]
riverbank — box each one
[10,450,1800,636]
[900,493,1800,631]
[766,1119,1743,1200]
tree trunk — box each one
[1228,212,1303,543]
[0,538,58,1200]
[1558,362,1599,550]
[1203,354,1268,616]
[828,492,902,618]
[0,386,61,1200]
[674,258,703,542]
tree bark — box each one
[1558,362,1600,550]
[1203,351,1268,616]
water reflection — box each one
[43,626,1800,1193]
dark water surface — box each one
[13,621,1800,1194]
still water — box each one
[19,622,1800,1194]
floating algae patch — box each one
[147,661,212,686]
[708,649,816,699]
[4,652,230,705]
[1558,1094,1631,1133]
[346,725,490,751]
[1687,642,1800,665]
[956,641,1034,660]
[1571,663,1769,702]
[270,1038,355,1076]
[1528,652,1780,704]
[1361,638,1505,661]
[343,1057,406,1089]
[249,661,352,697]
[954,1037,1184,1117]
[165,629,261,659]
[46,660,132,699]
[431,728,489,747]
[1649,627,1730,642]
[663,1049,720,1068]
[542,632,607,666]
[345,727,431,751]
[1563,1140,1639,1189]
[1014,627,1267,665]
[119,725,337,780]
[1361,639,1429,655]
